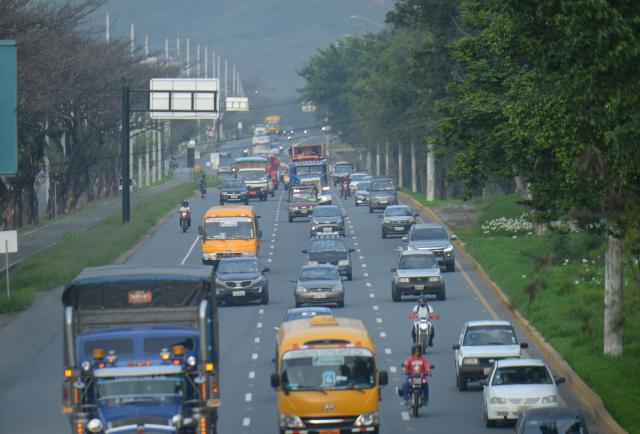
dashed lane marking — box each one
[376,318,383,323]
[254,337,260,343]
[373,305,379,311]
[385,348,392,355]
[249,371,255,379]
[389,366,397,373]
[252,353,258,360]
[380,332,387,338]
[366,282,372,287]
[257,322,262,328]
[242,417,251,427]
[245,393,252,402]
[369,293,375,298]
[401,412,410,421]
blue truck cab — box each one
[61,265,220,434]
[288,160,331,203]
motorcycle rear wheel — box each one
[412,391,420,417]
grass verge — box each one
[0,177,218,314]
[410,193,639,433]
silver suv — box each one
[391,250,445,301]
[368,178,397,212]
[403,223,456,272]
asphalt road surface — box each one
[0,143,597,433]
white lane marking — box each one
[259,309,264,314]
[269,252,274,256]
[369,293,375,298]
[363,272,369,277]
[180,236,200,265]
[376,318,383,324]
[268,259,272,263]
[251,353,258,360]
[270,245,275,249]
[380,331,387,338]
[245,393,252,402]
[401,411,410,421]
[254,337,260,343]
[352,236,357,239]
[243,417,251,427]
[356,249,361,253]
[389,366,397,373]
[249,371,255,379]
[359,256,364,260]
[373,305,379,311]
[354,242,359,246]
[385,348,392,354]
[361,263,367,268]
[257,322,263,328]
[366,282,372,287]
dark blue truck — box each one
[61,265,220,434]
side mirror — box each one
[390,267,396,272]
[256,215,262,219]
[450,234,458,240]
[555,376,565,384]
[520,342,529,349]
[478,379,488,386]
[348,248,355,253]
[290,279,297,283]
[452,344,460,350]
[198,225,204,236]
[270,373,280,388]
[378,370,388,386]
[301,249,308,254]
[263,267,270,272]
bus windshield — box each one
[205,216,254,240]
[281,348,375,391]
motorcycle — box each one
[340,181,351,199]
[200,185,207,199]
[179,210,191,233]
[411,313,439,354]
[396,365,434,418]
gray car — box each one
[391,250,445,301]
[303,235,354,280]
[403,223,457,272]
[293,264,345,307]
[215,257,269,304]
[354,180,372,206]
[380,205,418,238]
[368,177,398,212]
[310,205,345,236]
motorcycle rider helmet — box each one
[418,296,427,306]
[182,200,189,207]
[411,344,422,354]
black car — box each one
[303,235,354,280]
[215,257,269,304]
[368,177,398,212]
[380,205,418,237]
[310,205,345,236]
[219,179,249,205]
[516,407,589,434]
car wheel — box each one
[261,290,269,305]
[337,298,345,308]
[381,230,386,239]
[354,201,358,207]
[347,272,353,281]
[244,199,249,205]
[458,374,467,391]
[437,286,446,301]
[369,206,373,214]
[447,262,456,272]
[270,190,275,197]
[295,301,301,308]
[288,215,293,222]
[484,406,496,428]
[392,286,400,302]
[219,198,224,205]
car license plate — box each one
[323,227,332,232]
[300,210,308,214]
[249,191,256,196]
[483,367,492,375]
[415,285,424,290]
[230,195,238,198]
[320,430,340,434]
[394,226,404,231]
[232,291,246,297]
[314,293,327,299]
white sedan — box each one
[482,358,564,427]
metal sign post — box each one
[0,231,18,300]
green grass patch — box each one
[0,177,219,314]
[399,187,468,208]
[409,193,640,432]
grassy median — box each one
[403,190,640,432]
[0,177,218,314]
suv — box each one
[368,177,397,212]
[380,205,417,238]
[452,320,528,391]
[403,223,457,271]
[215,256,270,305]
[302,235,354,280]
[391,250,445,301]
[309,205,345,236]
[218,179,249,205]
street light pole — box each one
[121,86,130,223]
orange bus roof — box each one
[278,316,375,354]
[204,205,256,218]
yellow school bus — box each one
[271,315,388,434]
[199,205,261,266]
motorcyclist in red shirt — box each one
[401,344,431,404]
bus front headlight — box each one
[279,414,304,428]
[354,412,379,426]
[87,418,104,433]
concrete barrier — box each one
[399,191,627,434]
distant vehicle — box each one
[482,359,564,427]
[293,264,344,307]
[215,257,269,305]
[515,407,590,434]
[310,204,345,236]
[218,179,249,205]
[452,320,528,391]
[348,172,371,192]
[368,177,397,212]
[288,187,318,222]
[303,234,354,280]
[391,250,445,301]
[354,180,372,206]
[380,205,418,238]
[265,115,282,134]
[283,306,333,322]
[332,162,354,185]
[61,266,220,434]
[403,223,457,271]
[235,157,271,200]
[253,124,268,136]
[217,161,233,174]
[252,135,270,146]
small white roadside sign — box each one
[0,230,17,300]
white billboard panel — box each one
[225,97,249,112]
[150,78,219,119]
[302,102,316,113]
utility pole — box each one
[385,140,390,176]
[165,38,169,60]
[196,44,201,77]
[411,142,417,193]
[426,143,435,201]
[144,34,149,57]
[398,143,403,187]
[186,38,191,77]
[129,24,135,56]
[376,144,381,176]
[224,59,228,100]
[232,64,236,96]
[212,50,216,78]
[204,45,208,78]
[176,34,181,62]
[121,87,130,223]
[105,13,110,43]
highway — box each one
[0,142,595,434]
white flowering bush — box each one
[481,213,533,235]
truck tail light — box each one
[199,417,207,434]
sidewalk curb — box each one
[399,191,627,434]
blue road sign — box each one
[0,40,17,176]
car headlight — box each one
[311,225,317,231]
[463,358,479,365]
[338,260,350,266]
[332,285,343,292]
[252,276,265,286]
[428,276,440,282]
[296,286,307,293]
[490,397,507,404]
[215,278,226,287]
[398,277,409,283]
[87,418,104,433]
[541,395,558,404]
[444,244,453,253]
[383,219,391,224]
[279,414,304,428]
[354,412,379,427]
